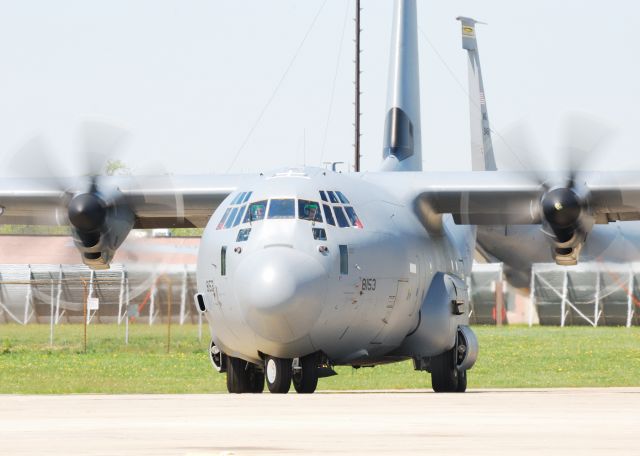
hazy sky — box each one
[0,0,638,177]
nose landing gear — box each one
[219,349,325,394]
[292,353,320,394]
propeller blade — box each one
[558,112,614,186]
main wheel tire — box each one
[226,356,250,394]
[456,369,467,393]
[430,349,459,393]
[265,356,292,394]
[293,354,319,394]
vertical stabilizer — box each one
[457,17,496,171]
[381,0,422,172]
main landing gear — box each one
[430,327,477,393]
[430,347,467,393]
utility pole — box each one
[354,0,362,172]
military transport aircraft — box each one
[458,17,640,288]
[2,0,640,394]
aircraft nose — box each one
[235,247,327,344]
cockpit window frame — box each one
[224,207,239,229]
[322,204,335,226]
[243,199,268,224]
[267,198,296,219]
[232,205,247,227]
[344,206,363,228]
[298,199,323,223]
[327,191,339,204]
[216,208,232,230]
[333,206,350,228]
[336,191,350,204]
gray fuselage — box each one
[196,167,474,365]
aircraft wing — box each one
[369,170,640,265]
[0,174,254,228]
[369,170,640,224]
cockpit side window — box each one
[232,192,245,205]
[216,208,232,230]
[237,228,251,242]
[243,200,268,223]
[327,191,339,204]
[268,199,295,219]
[344,206,363,228]
[322,204,335,226]
[333,206,350,228]
[336,191,350,204]
[224,207,239,229]
[298,200,323,223]
[232,205,247,227]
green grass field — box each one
[0,324,638,393]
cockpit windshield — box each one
[298,200,323,222]
[268,199,295,219]
[243,200,267,223]
[216,191,361,231]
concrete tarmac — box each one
[1,389,638,455]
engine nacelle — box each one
[69,193,135,269]
[395,272,469,359]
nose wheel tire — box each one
[430,348,466,393]
[265,356,292,394]
[226,356,264,394]
[293,354,319,394]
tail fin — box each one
[381,0,422,172]
[456,17,497,171]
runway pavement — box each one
[1,389,638,455]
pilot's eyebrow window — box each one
[224,207,239,229]
[298,200,323,223]
[233,205,247,226]
[322,204,335,226]
[236,228,251,242]
[327,191,339,204]
[241,191,253,204]
[333,206,350,228]
[268,199,295,219]
[313,227,327,240]
[344,206,363,228]
[216,208,232,230]
[243,200,267,223]
[336,191,350,204]
[319,191,328,202]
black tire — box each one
[248,367,265,393]
[265,356,292,394]
[293,354,319,394]
[430,349,459,393]
[226,356,250,394]
[456,369,467,393]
